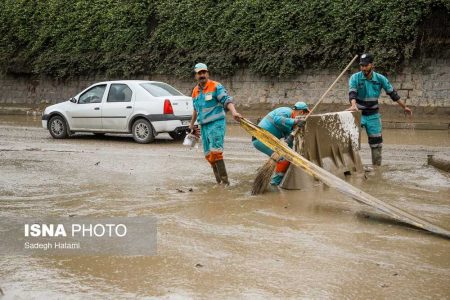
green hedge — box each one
[0,0,448,78]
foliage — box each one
[0,0,448,78]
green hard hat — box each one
[194,63,208,73]
[293,101,309,111]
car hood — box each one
[44,101,70,114]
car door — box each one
[69,84,107,130]
[101,83,134,131]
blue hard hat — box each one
[293,101,309,111]
[194,63,208,73]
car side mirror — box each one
[69,97,77,103]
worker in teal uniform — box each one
[252,102,309,185]
[189,63,241,185]
[347,53,412,165]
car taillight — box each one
[163,99,174,114]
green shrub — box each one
[0,0,448,78]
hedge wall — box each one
[0,0,448,78]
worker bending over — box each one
[252,102,309,185]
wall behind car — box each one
[0,57,449,110]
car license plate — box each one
[181,120,190,126]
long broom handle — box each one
[288,54,358,138]
[305,54,358,121]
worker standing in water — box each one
[348,53,412,165]
[252,102,309,185]
[189,63,242,185]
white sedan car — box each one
[42,80,193,143]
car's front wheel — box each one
[48,115,68,139]
[169,130,187,141]
[132,119,155,144]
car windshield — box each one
[140,82,183,97]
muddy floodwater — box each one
[0,115,449,299]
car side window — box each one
[78,85,107,104]
[107,84,132,102]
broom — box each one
[251,126,303,195]
[251,55,358,195]
[251,152,280,195]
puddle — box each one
[0,119,449,298]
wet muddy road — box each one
[0,116,449,299]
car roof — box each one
[94,80,168,85]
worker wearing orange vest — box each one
[189,63,242,185]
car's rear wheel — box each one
[48,115,68,139]
[132,119,155,143]
[169,130,187,141]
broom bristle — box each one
[252,158,277,195]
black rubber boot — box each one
[215,160,229,185]
[371,147,382,166]
[212,164,222,184]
